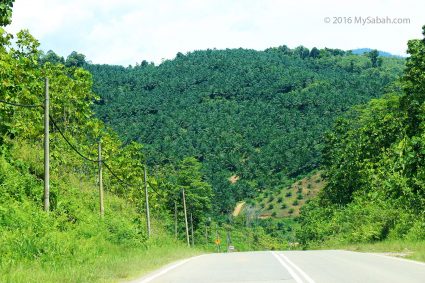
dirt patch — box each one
[258,213,271,219]
[229,175,240,184]
[232,201,245,217]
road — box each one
[131,250,425,283]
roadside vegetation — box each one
[298,26,425,256]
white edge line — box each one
[271,251,304,283]
[136,254,205,283]
[367,252,425,267]
[279,253,316,283]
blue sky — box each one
[7,0,425,65]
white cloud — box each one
[7,0,425,65]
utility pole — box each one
[182,188,190,247]
[174,201,178,239]
[144,165,151,238]
[98,141,104,217]
[216,223,220,253]
[226,230,231,252]
[190,212,194,246]
[43,78,50,212]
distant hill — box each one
[86,46,405,213]
[350,48,403,58]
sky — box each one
[7,0,425,66]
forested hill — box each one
[85,47,404,212]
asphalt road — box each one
[132,250,425,283]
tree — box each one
[367,49,381,68]
[65,51,87,68]
[0,0,14,26]
[400,25,425,136]
[39,50,65,65]
[309,47,320,58]
[169,157,213,228]
[294,46,310,59]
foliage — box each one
[0,0,14,26]
[86,45,404,213]
[0,27,209,281]
[299,26,425,247]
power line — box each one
[1,96,159,196]
[103,161,160,195]
[50,114,159,195]
[0,98,42,108]
[49,114,98,163]
[102,161,132,187]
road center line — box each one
[278,253,316,283]
[271,251,304,283]
[136,255,203,283]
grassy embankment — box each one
[0,140,203,283]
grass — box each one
[0,140,205,283]
[2,237,203,283]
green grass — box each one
[0,140,204,283]
[2,237,203,283]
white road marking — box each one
[271,251,304,283]
[136,255,204,283]
[279,253,316,283]
[367,252,425,266]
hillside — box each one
[86,47,405,213]
[254,171,325,218]
[298,26,425,247]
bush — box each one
[292,200,299,206]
